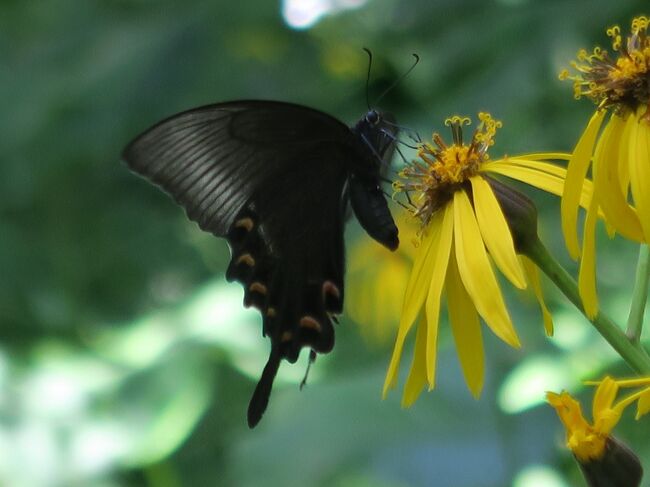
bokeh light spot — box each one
[513,465,568,487]
[282,0,368,30]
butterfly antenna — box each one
[363,47,373,111]
[373,53,420,107]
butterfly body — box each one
[122,100,398,427]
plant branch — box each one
[526,237,650,374]
[626,244,650,344]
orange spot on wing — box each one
[236,253,255,266]
[281,331,293,342]
[249,282,267,295]
[235,217,254,231]
[299,316,322,332]
[322,281,341,299]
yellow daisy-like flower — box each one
[561,16,650,318]
[383,113,580,405]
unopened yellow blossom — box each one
[548,376,647,462]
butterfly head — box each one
[364,109,380,126]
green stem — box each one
[526,237,650,374]
[626,244,650,344]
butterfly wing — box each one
[123,100,354,236]
[123,101,355,426]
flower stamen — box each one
[561,16,650,112]
[396,113,503,229]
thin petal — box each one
[636,389,650,419]
[486,161,594,211]
[402,315,428,407]
[521,256,553,336]
[547,391,590,434]
[613,377,650,387]
[446,247,484,397]
[487,158,571,178]
[628,109,650,241]
[516,152,572,161]
[453,191,520,347]
[593,377,618,430]
[619,114,632,198]
[470,176,526,289]
[594,114,644,242]
[578,183,600,319]
[383,208,448,396]
[561,110,606,259]
[424,203,455,386]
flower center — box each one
[394,113,502,228]
[560,16,650,111]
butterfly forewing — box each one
[123,101,354,236]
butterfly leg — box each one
[299,349,318,390]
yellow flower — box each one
[383,113,578,406]
[547,376,647,462]
[561,16,650,318]
[547,378,626,461]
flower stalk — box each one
[525,237,650,374]
[626,245,650,343]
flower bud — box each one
[578,437,643,487]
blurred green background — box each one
[2,0,649,486]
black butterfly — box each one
[122,100,399,427]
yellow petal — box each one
[402,316,428,407]
[453,191,520,348]
[612,377,650,388]
[636,389,650,419]
[521,256,553,336]
[424,203,455,386]
[578,183,600,319]
[514,152,572,161]
[485,162,594,211]
[470,176,526,289]
[446,247,484,397]
[488,158,570,178]
[547,391,590,434]
[592,377,619,434]
[619,114,632,197]
[383,207,449,396]
[628,109,650,242]
[594,114,644,242]
[561,110,606,259]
